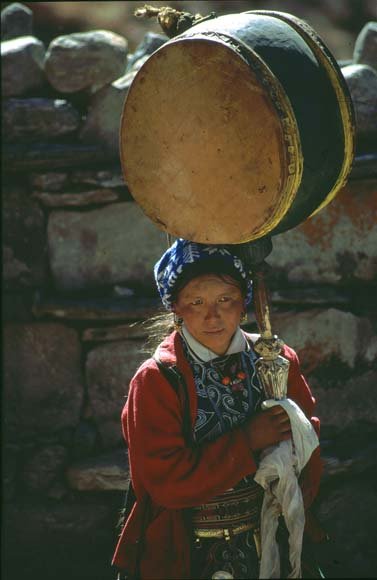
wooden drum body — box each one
[120,10,354,244]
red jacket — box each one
[112,331,322,579]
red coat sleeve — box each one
[124,360,258,509]
[284,345,323,507]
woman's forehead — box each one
[178,274,241,296]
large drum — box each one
[120,10,355,244]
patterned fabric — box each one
[154,238,253,309]
[191,521,296,580]
[181,337,263,444]
[181,334,264,579]
[192,530,260,579]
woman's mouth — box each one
[204,329,224,335]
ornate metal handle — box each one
[233,239,290,400]
[252,267,290,400]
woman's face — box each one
[173,274,245,355]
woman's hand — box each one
[245,405,292,451]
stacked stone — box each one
[2,3,377,580]
[341,21,377,152]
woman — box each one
[112,238,323,579]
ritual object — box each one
[121,9,354,245]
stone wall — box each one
[2,3,377,579]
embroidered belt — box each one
[192,482,264,538]
[194,522,255,539]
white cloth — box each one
[254,398,319,579]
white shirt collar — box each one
[181,324,248,362]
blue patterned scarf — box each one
[154,238,253,309]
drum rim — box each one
[248,10,355,218]
[120,35,304,243]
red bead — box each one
[237,371,246,380]
[222,376,231,385]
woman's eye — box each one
[191,299,203,305]
[219,296,231,303]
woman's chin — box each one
[200,331,231,355]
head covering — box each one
[154,238,253,310]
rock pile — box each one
[2,3,377,580]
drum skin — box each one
[120,10,354,244]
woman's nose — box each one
[204,304,220,320]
